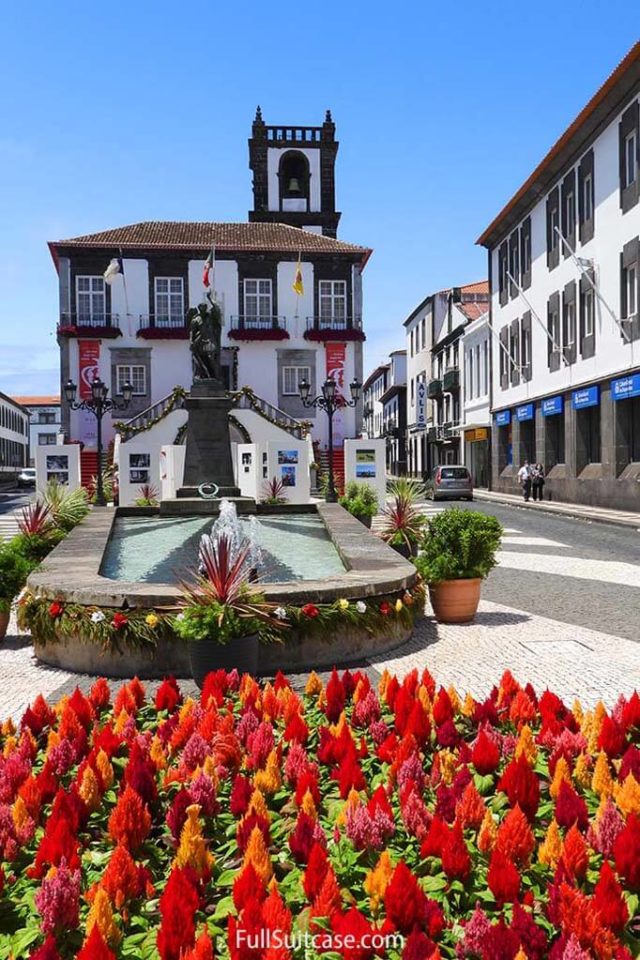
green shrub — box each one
[414,508,502,583]
[388,476,425,505]
[0,542,31,613]
[339,481,379,518]
[43,480,90,532]
[11,529,66,566]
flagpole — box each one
[119,247,132,336]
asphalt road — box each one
[418,498,640,642]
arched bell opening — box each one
[278,151,310,212]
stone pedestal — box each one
[177,379,241,498]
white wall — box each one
[267,146,321,212]
[160,445,185,500]
[462,317,491,429]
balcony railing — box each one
[57,313,122,337]
[443,421,460,439]
[136,314,189,339]
[443,367,460,391]
[305,315,362,331]
[229,315,287,331]
[427,379,442,399]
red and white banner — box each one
[326,341,346,446]
[78,340,100,399]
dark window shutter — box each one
[562,281,577,365]
[548,292,560,372]
[621,236,640,342]
[546,188,560,270]
[510,318,520,387]
[499,326,509,389]
[561,170,576,257]
[578,149,594,245]
[509,231,519,298]
[498,242,508,306]
[521,311,532,381]
[520,217,532,289]
[579,268,596,359]
[619,102,640,214]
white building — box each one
[460,315,491,487]
[379,350,407,475]
[362,363,390,439]
[404,296,433,477]
[50,111,371,486]
[0,393,29,479]
[477,41,640,509]
[13,396,61,466]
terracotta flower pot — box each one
[428,578,482,624]
[0,610,10,641]
[189,633,259,687]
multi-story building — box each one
[379,350,407,475]
[49,110,371,471]
[405,296,433,477]
[460,315,491,487]
[362,363,390,438]
[478,42,640,509]
[13,396,61,465]
[0,393,29,479]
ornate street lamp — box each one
[299,375,361,503]
[63,376,132,506]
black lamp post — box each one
[299,375,361,502]
[63,376,132,506]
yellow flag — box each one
[292,256,304,296]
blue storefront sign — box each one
[572,385,599,409]
[542,395,563,416]
[611,374,640,401]
[494,410,511,426]
[516,403,534,422]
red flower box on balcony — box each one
[228,328,290,342]
[56,324,122,339]
[304,328,366,343]
[137,326,190,340]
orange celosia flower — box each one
[586,702,606,754]
[18,776,41,822]
[558,882,618,960]
[253,749,281,794]
[353,678,367,704]
[247,788,270,823]
[549,756,572,800]
[447,686,461,714]
[573,752,592,790]
[439,749,458,786]
[113,710,130,736]
[96,750,114,791]
[181,929,215,960]
[86,888,121,946]
[79,767,100,812]
[99,843,145,909]
[174,805,214,876]
[515,725,537,765]
[242,825,272,884]
[202,755,218,784]
[337,787,362,827]
[418,685,431,716]
[461,693,476,718]
[456,781,487,829]
[3,735,17,758]
[364,850,393,912]
[301,789,317,820]
[562,824,589,879]
[496,805,535,866]
[1,718,16,737]
[46,730,60,754]
[538,819,563,869]
[614,773,640,817]
[572,698,584,727]
[12,796,30,834]
[377,669,391,700]
[509,690,537,727]
[478,810,497,853]
[149,736,167,771]
[107,786,151,851]
[514,950,527,960]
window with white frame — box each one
[521,322,531,369]
[582,288,595,338]
[318,280,347,325]
[154,278,184,325]
[468,349,474,399]
[38,433,57,445]
[244,279,272,324]
[564,301,576,349]
[628,264,637,316]
[624,130,637,189]
[116,365,146,396]
[282,365,310,396]
[76,276,105,324]
[583,172,594,222]
[550,206,560,250]
[483,340,489,395]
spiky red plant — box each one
[261,476,287,504]
[18,501,52,536]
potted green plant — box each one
[380,478,426,558]
[174,533,282,685]
[0,542,31,640]
[260,477,287,505]
[414,508,502,623]
[339,480,379,528]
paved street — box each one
[0,488,30,541]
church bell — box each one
[288,177,301,194]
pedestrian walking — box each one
[517,460,532,502]
[531,462,545,502]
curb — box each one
[473,491,640,531]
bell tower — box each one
[248,107,341,238]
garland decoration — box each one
[229,386,312,438]
[113,386,187,439]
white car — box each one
[17,468,36,488]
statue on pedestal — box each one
[188,294,223,381]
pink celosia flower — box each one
[587,798,625,859]
[34,858,81,933]
[188,773,217,816]
[352,690,381,728]
[397,753,426,792]
[235,709,259,745]
[561,934,592,960]
[181,733,209,773]
[246,721,275,769]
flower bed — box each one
[1,670,639,959]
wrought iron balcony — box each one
[443,367,460,391]
[227,315,289,341]
[137,314,189,339]
[427,378,442,399]
[57,313,122,338]
[304,316,365,342]
[443,421,460,439]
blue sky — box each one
[0,3,637,396]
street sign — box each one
[416,380,426,427]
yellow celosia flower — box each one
[330,712,348,738]
[174,804,214,875]
[242,825,272,884]
[572,699,584,727]
[418,686,431,716]
[538,819,563,869]
[301,789,317,819]
[79,767,100,812]
[614,773,640,817]
[337,598,350,611]
[1,718,15,737]
[202,755,218,785]
[46,730,60,754]
[377,669,391,699]
[478,810,497,853]
[96,749,114,791]
[114,710,130,735]
[86,888,121,946]
[178,698,196,724]
[586,702,606,754]
[145,612,159,628]
[253,750,281,794]
[305,671,323,697]
[54,695,69,718]
[461,693,476,718]
[447,687,461,714]
[317,688,327,711]
[550,756,571,800]
[3,736,17,758]
[514,949,528,960]
[515,725,537,765]
[337,788,361,827]
[591,751,613,798]
[595,795,609,824]
[248,788,270,822]
[364,850,393,912]
[439,749,458,785]
[12,796,30,833]
[573,752,592,790]
[149,735,167,771]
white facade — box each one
[461,314,491,487]
[404,296,433,476]
[0,393,29,476]
[14,399,62,465]
[362,365,389,438]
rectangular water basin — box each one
[99,513,346,584]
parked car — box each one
[17,468,36,488]
[426,465,473,501]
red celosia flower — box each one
[593,861,629,932]
[555,781,589,831]
[497,754,540,819]
[310,869,342,923]
[67,688,95,730]
[441,821,471,881]
[432,688,453,726]
[30,815,80,878]
[331,907,379,960]
[621,691,640,732]
[111,612,128,630]
[284,711,308,744]
[289,811,325,864]
[420,816,450,859]
[181,930,215,960]
[88,677,111,711]
[471,729,501,775]
[509,689,537,726]
[384,862,444,938]
[496,805,535,866]
[598,714,627,758]
[325,668,346,722]
[124,741,157,806]
[301,603,320,618]
[487,848,521,903]
[229,775,253,818]
[107,786,151,851]
[99,843,149,909]
[511,902,548,960]
[613,813,640,890]
[48,602,63,618]
[155,676,183,713]
[561,824,588,880]
[379,601,392,616]
[233,863,266,912]
[21,694,56,736]
[304,842,330,902]
[76,926,116,960]
[157,866,199,960]
[29,934,62,960]
[558,883,619,959]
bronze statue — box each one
[188,294,223,381]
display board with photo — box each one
[129,453,150,484]
[281,465,296,487]
[355,463,377,478]
[277,450,299,465]
[46,454,69,485]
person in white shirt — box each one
[517,461,532,502]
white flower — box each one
[90,611,105,624]
[274,607,288,620]
[176,612,186,622]
[356,601,367,614]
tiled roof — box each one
[460,280,489,295]
[49,221,371,263]
[13,396,60,407]
[457,302,488,321]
